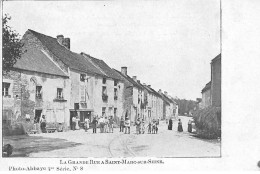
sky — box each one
[3,0,220,100]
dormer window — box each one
[80,74,86,82]
[114,80,118,86]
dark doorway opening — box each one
[34,109,42,123]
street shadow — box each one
[3,135,82,157]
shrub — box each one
[193,106,221,139]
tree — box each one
[2,14,23,74]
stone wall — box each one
[211,56,221,107]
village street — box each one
[4,116,220,158]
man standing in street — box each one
[124,116,130,134]
[108,116,114,133]
[119,116,124,132]
[72,116,76,131]
[92,116,98,133]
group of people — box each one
[168,118,193,133]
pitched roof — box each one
[28,29,105,76]
[14,49,68,77]
[82,53,123,81]
[146,86,163,99]
[201,81,211,93]
[113,69,143,89]
[142,85,154,94]
[211,53,221,63]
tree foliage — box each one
[174,99,197,115]
[2,14,23,74]
[193,106,221,139]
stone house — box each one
[81,53,124,124]
[24,29,126,129]
[113,67,145,124]
[146,85,164,120]
[158,90,177,120]
[211,54,221,107]
[201,81,211,108]
[201,53,221,109]
[3,32,70,134]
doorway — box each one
[70,111,77,130]
[34,109,42,123]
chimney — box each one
[121,67,127,76]
[57,35,64,45]
[164,91,168,95]
[143,83,146,86]
[132,76,137,82]
[147,85,151,88]
[63,38,70,50]
[137,80,140,83]
[158,89,162,93]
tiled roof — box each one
[142,85,154,94]
[146,86,163,99]
[201,81,211,93]
[28,29,105,76]
[113,69,143,89]
[82,53,123,81]
[14,49,68,77]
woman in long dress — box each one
[177,119,183,132]
[40,115,46,133]
[188,120,192,133]
[75,116,80,130]
[168,118,173,130]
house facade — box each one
[211,54,221,107]
[3,32,70,134]
[201,53,221,109]
[201,81,211,109]
[113,67,145,124]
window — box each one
[36,86,42,99]
[80,74,86,82]
[114,108,117,118]
[114,88,118,100]
[74,103,79,110]
[114,80,118,86]
[102,78,106,84]
[102,107,106,116]
[57,88,63,99]
[2,82,10,97]
[102,86,108,102]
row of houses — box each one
[3,29,178,132]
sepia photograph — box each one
[1,0,222,160]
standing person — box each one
[151,119,156,134]
[99,116,105,133]
[178,119,183,132]
[92,117,98,133]
[108,116,114,133]
[84,117,90,132]
[147,120,152,134]
[141,119,145,134]
[188,120,192,133]
[119,116,124,132]
[124,117,130,134]
[135,118,141,134]
[72,116,76,131]
[104,116,109,133]
[168,118,173,130]
[40,115,46,133]
[75,116,80,130]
